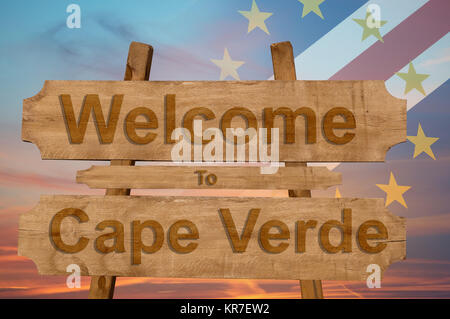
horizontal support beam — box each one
[77,165,342,190]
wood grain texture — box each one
[271,41,323,299]
[22,80,406,162]
[18,195,406,281]
[76,165,342,190]
[89,41,153,299]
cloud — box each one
[420,48,450,67]
[95,16,137,43]
[91,14,218,80]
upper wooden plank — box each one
[22,80,406,162]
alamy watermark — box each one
[66,264,81,288]
[366,264,381,288]
[170,120,281,174]
[66,4,81,29]
[366,4,381,29]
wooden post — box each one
[270,41,324,299]
[88,41,153,299]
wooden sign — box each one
[18,195,405,281]
[77,165,342,190]
[22,80,406,162]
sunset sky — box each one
[0,0,449,298]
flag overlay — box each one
[0,0,449,298]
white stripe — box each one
[385,33,450,111]
[314,33,450,170]
[293,0,429,80]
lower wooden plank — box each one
[76,165,341,190]
[18,195,406,281]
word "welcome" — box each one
[60,94,356,146]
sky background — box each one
[0,0,449,298]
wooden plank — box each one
[18,195,406,281]
[76,165,342,190]
[271,41,323,299]
[88,41,153,299]
[22,79,406,162]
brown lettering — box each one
[259,220,290,254]
[132,220,164,265]
[357,220,388,253]
[60,94,123,144]
[125,107,158,144]
[95,220,125,254]
[296,220,317,253]
[50,208,89,253]
[264,107,316,144]
[168,220,199,254]
[319,208,352,253]
[219,208,260,253]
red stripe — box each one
[330,0,450,80]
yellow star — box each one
[299,0,325,19]
[335,187,341,198]
[376,172,411,208]
[210,48,245,80]
[396,62,430,95]
[353,12,387,43]
[239,0,273,35]
[407,123,439,160]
